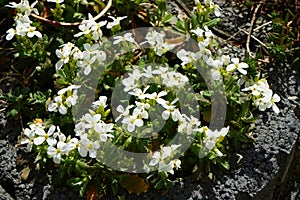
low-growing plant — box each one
[2,0,281,198]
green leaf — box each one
[203,18,220,27]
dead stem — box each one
[246,3,262,57]
[30,0,112,26]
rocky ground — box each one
[0,0,299,199]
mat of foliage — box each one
[0,54,299,200]
[1,0,300,199]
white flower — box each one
[203,126,229,151]
[78,135,100,158]
[26,26,42,38]
[106,16,127,29]
[121,69,142,92]
[65,90,79,107]
[258,91,280,114]
[145,91,167,105]
[191,27,204,38]
[21,125,36,151]
[143,30,164,46]
[161,98,181,121]
[83,112,102,132]
[161,71,188,88]
[177,49,197,66]
[82,111,114,142]
[122,77,137,92]
[96,50,106,63]
[91,20,107,41]
[7,0,39,15]
[48,96,68,115]
[92,96,108,110]
[128,86,150,100]
[47,141,69,164]
[83,43,99,55]
[95,123,114,142]
[115,105,134,122]
[66,137,79,150]
[122,114,143,132]
[270,93,280,113]
[242,83,261,96]
[76,51,97,75]
[149,145,181,174]
[226,58,249,75]
[53,126,66,142]
[55,47,71,70]
[220,55,230,65]
[74,13,96,37]
[254,97,269,111]
[6,28,17,40]
[113,33,136,44]
[178,115,201,135]
[213,4,221,17]
[206,57,223,80]
[178,118,193,135]
[47,0,64,3]
[57,85,81,95]
[33,125,57,146]
[143,66,155,78]
[133,102,150,119]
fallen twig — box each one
[246,3,262,57]
[253,21,272,32]
[224,29,243,42]
[239,28,267,48]
[30,0,112,26]
[173,0,192,17]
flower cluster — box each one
[6,0,42,40]
[116,65,194,135]
[147,144,181,174]
[177,26,250,81]
[243,79,281,113]
[143,31,177,56]
[194,0,221,17]
[74,13,127,41]
[201,126,229,157]
[47,85,81,115]
[21,121,78,164]
[23,95,115,163]
[55,42,106,75]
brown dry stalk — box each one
[30,0,112,26]
[246,3,262,57]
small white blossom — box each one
[76,51,97,75]
[21,124,37,151]
[78,135,100,158]
[92,96,108,110]
[177,49,197,66]
[47,0,64,3]
[113,33,136,44]
[47,141,69,164]
[106,16,127,29]
[203,126,229,151]
[48,96,67,115]
[226,58,249,75]
[33,125,57,146]
[122,114,144,132]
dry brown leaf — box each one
[86,184,99,200]
[21,166,30,180]
[119,174,149,195]
[0,56,10,66]
[202,111,211,123]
